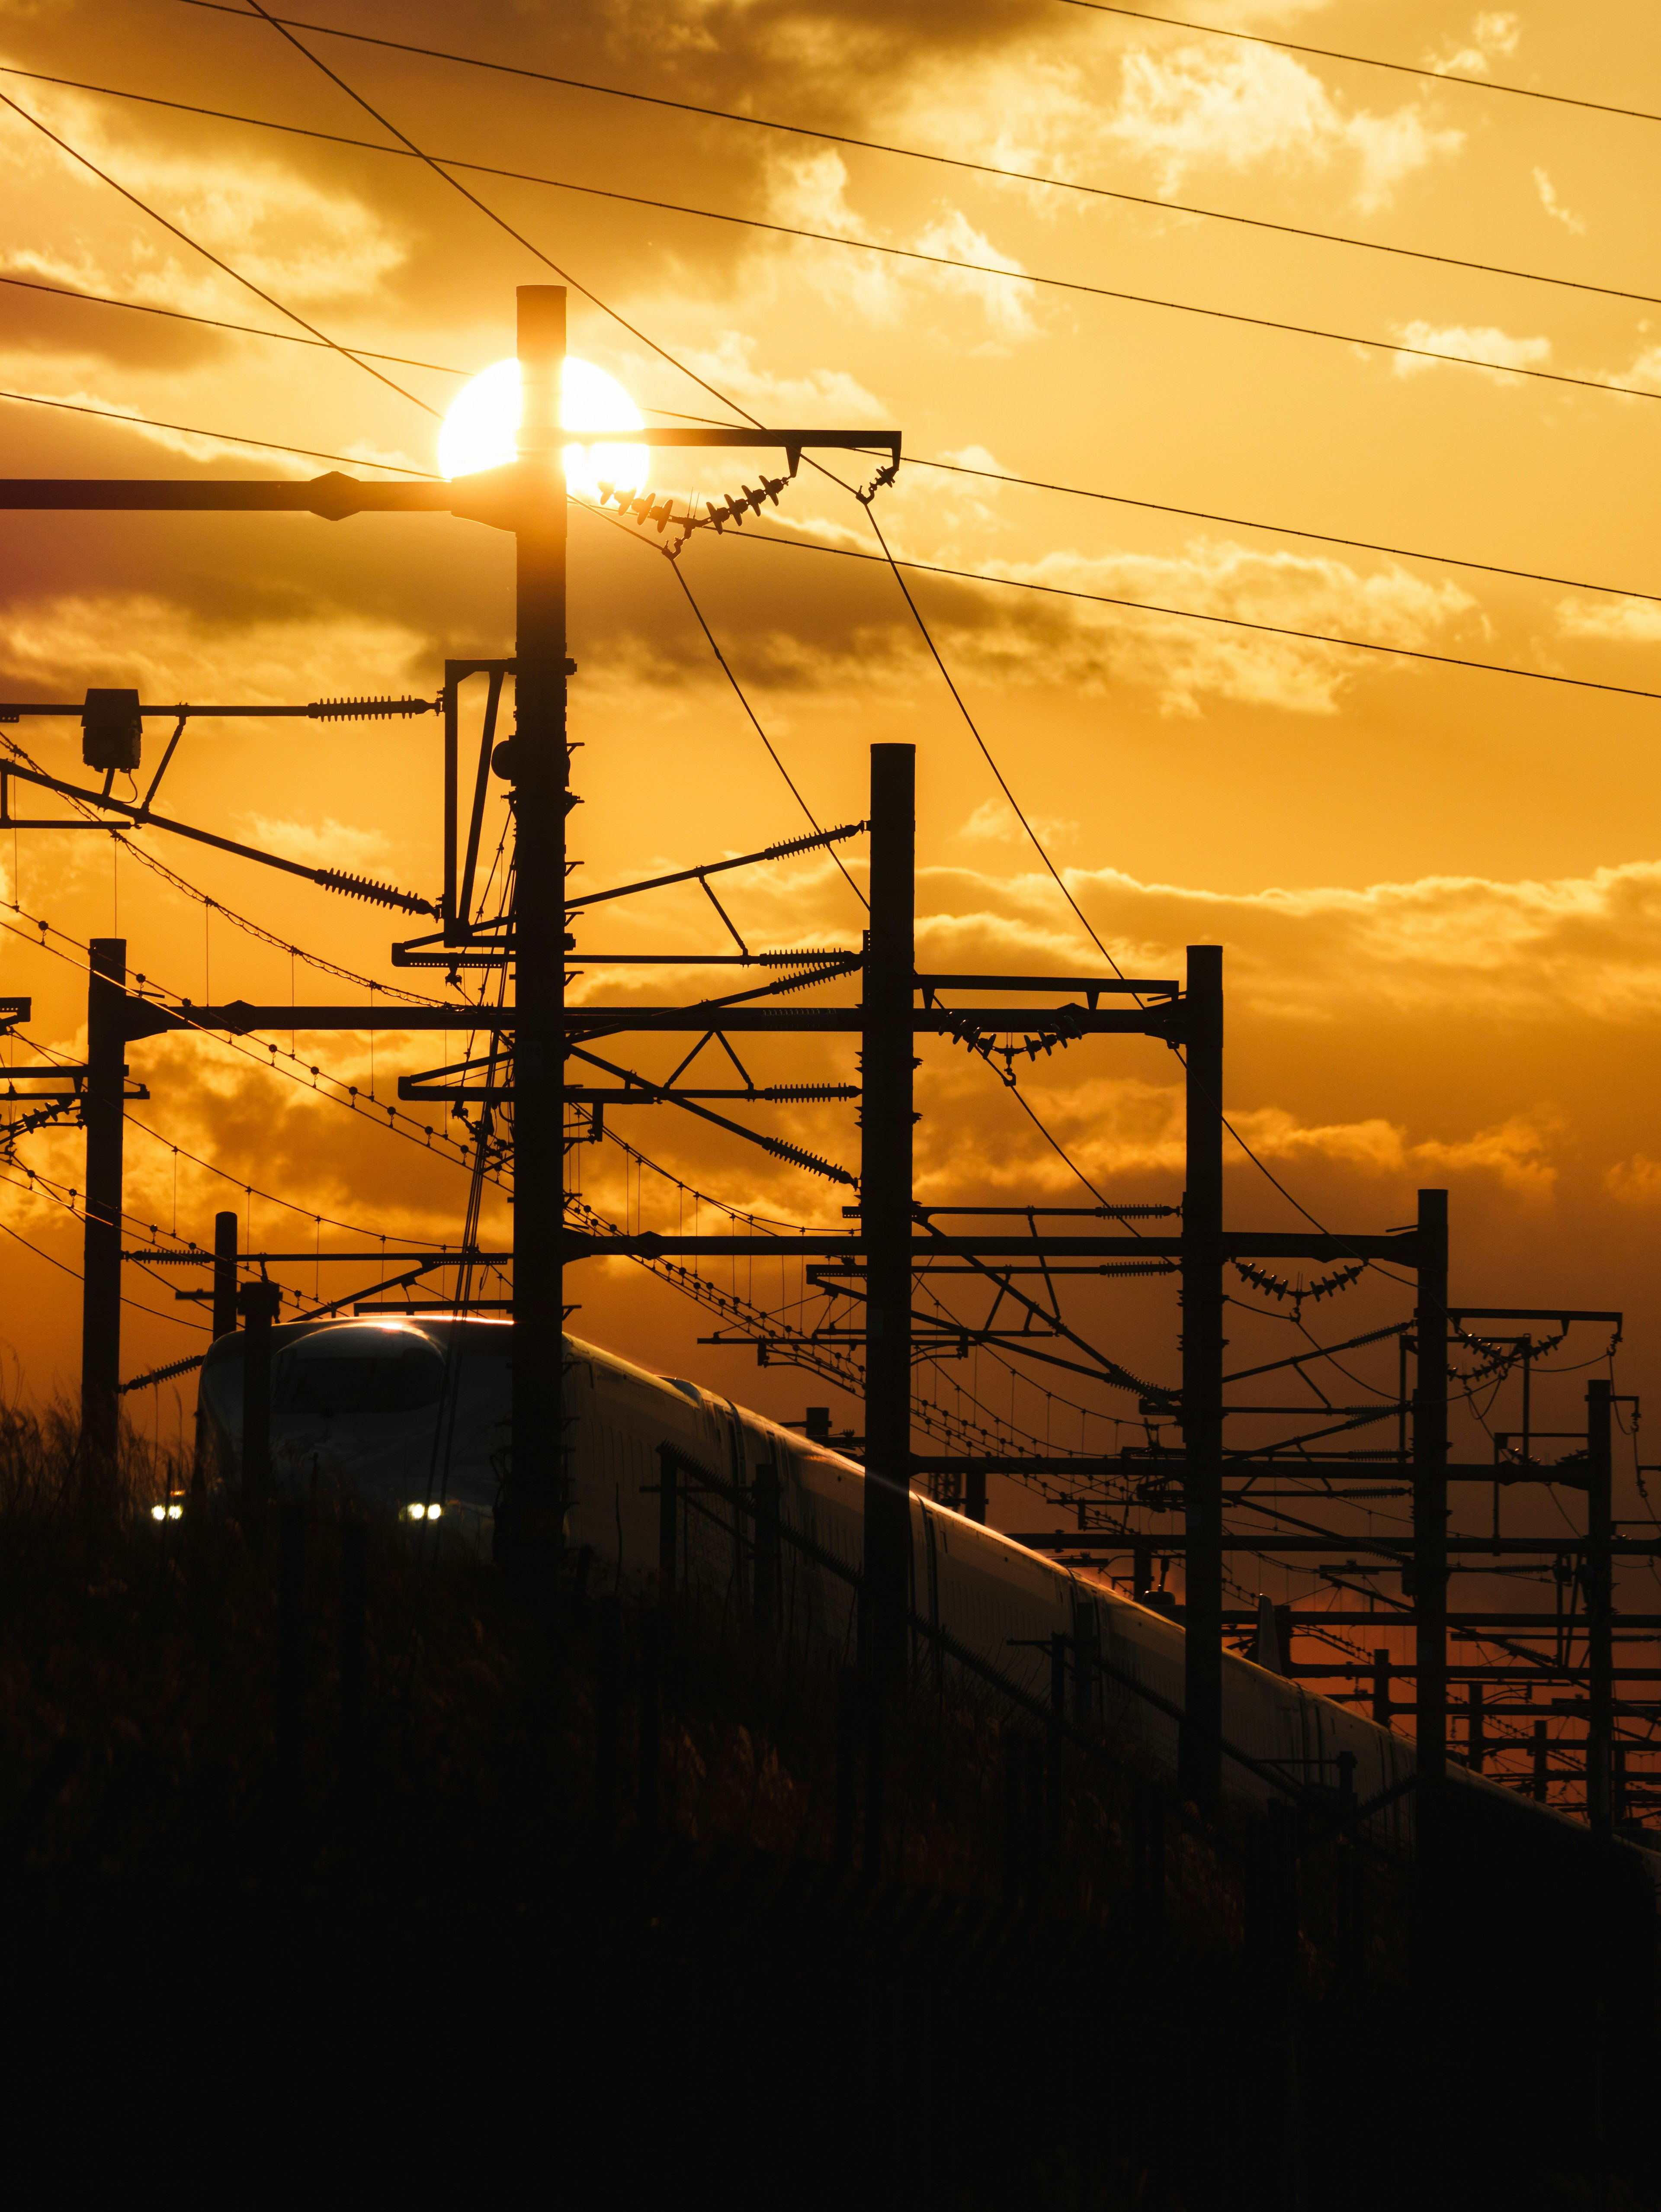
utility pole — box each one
[507,283,569,1559]
[1413,1188,1449,1799]
[212,1208,239,1340]
[80,936,125,1488]
[1179,944,1224,1815]
[1586,1377,1613,1839]
[236,1274,281,1537]
[863,744,916,1684]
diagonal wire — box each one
[860,501,1125,976]
[45,43,1661,317]
[1058,1,1661,128]
[0,90,438,419]
[234,0,762,428]
[656,546,867,914]
[0,387,439,473]
[18,268,1661,614]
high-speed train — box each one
[196,1312,1636,1851]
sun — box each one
[437,357,648,499]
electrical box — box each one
[82,688,142,773]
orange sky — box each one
[3,1,1661,1688]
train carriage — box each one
[195,1315,1610,1868]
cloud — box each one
[1533,168,1586,234]
[0,594,430,704]
[904,850,1661,1032]
[911,1066,1561,1203]
[1606,1154,1661,1207]
[1555,596,1661,643]
[1391,323,1550,382]
[670,328,889,427]
[0,85,407,307]
[1427,11,1522,75]
[1231,1104,1559,1197]
[929,539,1475,714]
[240,816,392,870]
[960,798,1076,845]
[1101,44,1462,208]
[910,211,1037,340]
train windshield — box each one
[278,1323,447,1418]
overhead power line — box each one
[0,90,439,419]
[17,67,1661,407]
[10,357,1658,683]
[917,455,1661,610]
[1058,2,1661,130]
[708,522,1661,707]
[129,26,1661,314]
[23,368,1637,703]
[11,269,1661,611]
[229,0,762,430]
[0,271,471,377]
[0,385,438,474]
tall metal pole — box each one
[1178,943,1224,1816]
[863,743,915,1685]
[237,1275,280,1539]
[1412,1188,1449,1796]
[507,283,569,1558]
[80,935,125,1488]
[1586,1377,1613,1840]
[212,1208,239,1340]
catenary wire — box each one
[852,486,1429,1304]
[0,387,439,474]
[0,271,474,377]
[0,898,496,1185]
[0,725,450,1008]
[35,47,1661,319]
[18,63,1661,409]
[0,90,439,420]
[15,53,1630,1608]
[719,524,1661,707]
[1057,2,1661,130]
[573,499,868,912]
[859,501,1126,977]
[20,260,1661,614]
[229,1,763,431]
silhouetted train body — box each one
[199,1316,1648,1860]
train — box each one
[197,1310,1650,1860]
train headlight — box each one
[167,1503,182,1521]
[151,1505,166,1522]
[428,1502,442,1520]
[408,1502,427,1521]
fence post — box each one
[338,1522,366,1812]
[834,1666,861,1876]
[1001,1728,1025,1910]
[637,1608,663,1852]
[1025,1736,1048,1907]
[595,1594,621,1837]
[1131,1781,1165,1944]
[276,1501,305,1801]
[1586,1379,1614,1841]
[1047,1632,1066,1877]
[863,1672,888,1883]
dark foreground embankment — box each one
[1,1422,1656,2208]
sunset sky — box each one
[3,0,1661,1655]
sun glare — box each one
[438,357,648,498]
